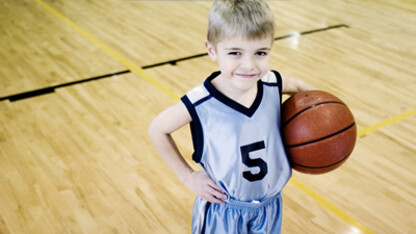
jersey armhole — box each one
[271,70,283,103]
[271,70,284,131]
[181,95,204,163]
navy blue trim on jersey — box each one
[204,71,264,118]
[201,202,211,233]
[194,95,212,107]
[259,70,283,132]
[271,70,283,103]
[181,95,204,163]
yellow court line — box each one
[34,0,179,101]
[290,177,374,234]
[358,108,416,137]
[34,1,416,233]
[290,109,416,234]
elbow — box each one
[148,117,169,144]
[148,118,159,142]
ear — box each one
[205,40,217,61]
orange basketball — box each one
[282,90,357,174]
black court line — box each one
[142,24,349,69]
[274,24,349,40]
[142,53,208,69]
[1,24,348,102]
[0,70,130,102]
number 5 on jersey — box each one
[240,141,268,182]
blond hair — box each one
[207,0,275,46]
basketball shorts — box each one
[192,193,283,234]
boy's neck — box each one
[211,73,259,109]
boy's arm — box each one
[148,101,226,204]
[282,75,315,95]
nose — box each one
[241,55,255,71]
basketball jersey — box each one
[181,70,291,202]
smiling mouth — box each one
[236,73,257,78]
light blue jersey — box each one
[181,70,292,233]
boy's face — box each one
[206,36,272,92]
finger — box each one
[200,189,226,204]
[207,180,226,194]
[207,186,227,199]
[206,183,227,199]
[204,194,225,204]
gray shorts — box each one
[192,193,283,234]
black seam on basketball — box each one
[283,101,346,128]
[291,151,352,169]
[286,122,356,148]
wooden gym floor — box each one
[1,0,415,233]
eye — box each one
[256,51,268,56]
[228,51,241,56]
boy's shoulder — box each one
[261,70,282,86]
[184,83,210,105]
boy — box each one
[149,0,313,233]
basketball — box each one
[282,90,357,174]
